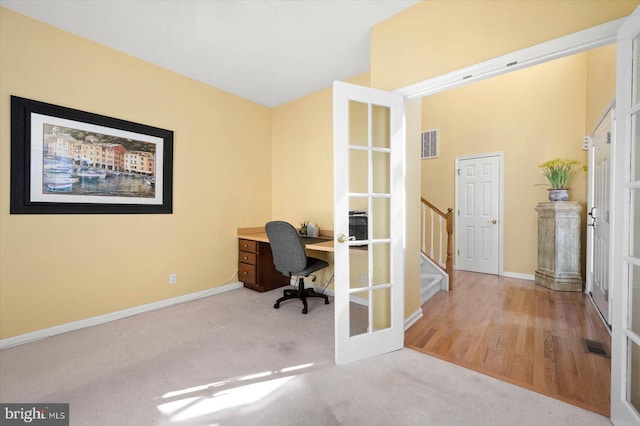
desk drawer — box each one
[238,263,256,284]
[239,251,256,265]
[239,239,257,253]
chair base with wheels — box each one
[274,276,329,314]
[266,220,331,314]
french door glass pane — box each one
[349,248,369,337]
[371,287,391,331]
[632,188,640,257]
[348,288,391,335]
[349,250,368,291]
[372,197,390,239]
[629,338,640,414]
[372,243,390,286]
[349,291,368,337]
[349,149,368,194]
[372,151,390,194]
[634,113,640,181]
[631,264,640,335]
[634,36,640,105]
[349,101,368,147]
[349,198,368,218]
[371,105,390,149]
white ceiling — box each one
[0,0,419,107]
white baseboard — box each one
[308,285,370,306]
[309,284,334,297]
[501,271,535,281]
[0,282,244,350]
[404,308,423,330]
[441,273,449,291]
[420,282,441,305]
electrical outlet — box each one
[361,274,367,284]
[169,273,177,284]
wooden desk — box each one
[237,227,334,292]
[238,230,334,252]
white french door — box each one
[587,106,614,327]
[611,6,640,424]
[455,154,501,275]
[333,81,405,365]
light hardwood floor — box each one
[405,271,612,416]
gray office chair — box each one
[265,221,330,314]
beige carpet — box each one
[0,286,611,425]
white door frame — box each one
[391,12,628,418]
[454,152,504,275]
[395,19,625,283]
[585,101,615,328]
[333,7,627,390]
[611,6,640,423]
[397,19,624,101]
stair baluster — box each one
[420,197,454,290]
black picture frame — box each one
[10,96,173,214]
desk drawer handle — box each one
[243,271,247,275]
[243,256,248,260]
[243,244,248,248]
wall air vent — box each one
[421,129,439,159]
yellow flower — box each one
[538,158,580,189]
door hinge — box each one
[457,249,460,255]
[457,169,460,176]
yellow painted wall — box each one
[370,0,635,302]
[585,44,617,132]
[2,2,630,340]
[271,85,333,230]
[271,72,370,231]
[421,53,588,275]
[271,1,631,315]
[404,99,423,317]
[0,8,273,339]
[371,0,638,91]
[270,74,370,292]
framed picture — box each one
[10,96,173,214]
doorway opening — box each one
[407,37,616,416]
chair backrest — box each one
[265,221,308,276]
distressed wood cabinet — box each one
[534,202,583,292]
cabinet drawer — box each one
[238,263,256,284]
[238,239,257,253]
[239,251,256,265]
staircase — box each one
[420,252,447,304]
[420,198,453,304]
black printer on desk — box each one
[349,210,368,242]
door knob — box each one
[337,234,356,243]
[491,220,497,224]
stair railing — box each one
[420,197,454,289]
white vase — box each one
[548,189,569,201]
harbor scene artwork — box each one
[11,96,173,214]
[42,123,157,198]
